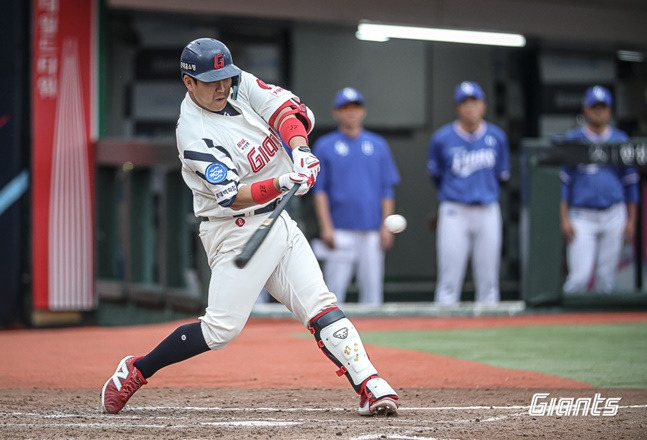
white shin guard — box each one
[310,308,377,391]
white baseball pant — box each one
[563,203,626,293]
[319,230,384,305]
[197,211,337,350]
[435,201,502,305]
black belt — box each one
[200,198,280,222]
[449,200,490,206]
[572,205,613,211]
[233,198,280,218]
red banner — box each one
[32,0,97,310]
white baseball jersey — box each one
[176,71,296,219]
[175,70,337,350]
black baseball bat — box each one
[234,184,300,269]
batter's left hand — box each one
[279,172,312,196]
[292,146,320,180]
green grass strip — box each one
[359,323,647,388]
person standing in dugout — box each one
[560,85,639,293]
[427,81,510,305]
[311,87,401,305]
[99,38,398,417]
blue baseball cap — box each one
[454,81,485,104]
[334,87,364,109]
[583,85,613,107]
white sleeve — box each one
[236,71,298,124]
[181,139,240,207]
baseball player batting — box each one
[100,38,399,417]
[427,81,510,305]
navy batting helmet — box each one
[180,38,241,86]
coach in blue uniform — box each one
[427,81,510,305]
[560,85,639,293]
[312,88,400,304]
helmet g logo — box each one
[214,53,225,69]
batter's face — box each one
[584,104,611,131]
[456,98,486,127]
[333,103,366,130]
[184,75,232,112]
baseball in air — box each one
[384,214,407,234]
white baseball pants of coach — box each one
[197,211,337,350]
[563,203,626,293]
[435,201,502,305]
[319,230,384,305]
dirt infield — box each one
[2,387,646,439]
[2,311,647,439]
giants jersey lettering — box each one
[176,71,296,218]
[427,121,510,204]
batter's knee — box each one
[199,313,245,350]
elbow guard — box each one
[270,99,315,144]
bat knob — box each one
[234,256,248,269]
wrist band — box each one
[250,178,281,205]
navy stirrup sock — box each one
[134,322,210,379]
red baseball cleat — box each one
[101,356,147,414]
[358,377,399,416]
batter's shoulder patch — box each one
[205,162,228,184]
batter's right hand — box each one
[279,172,311,196]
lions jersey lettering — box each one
[451,147,496,177]
[427,121,510,204]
